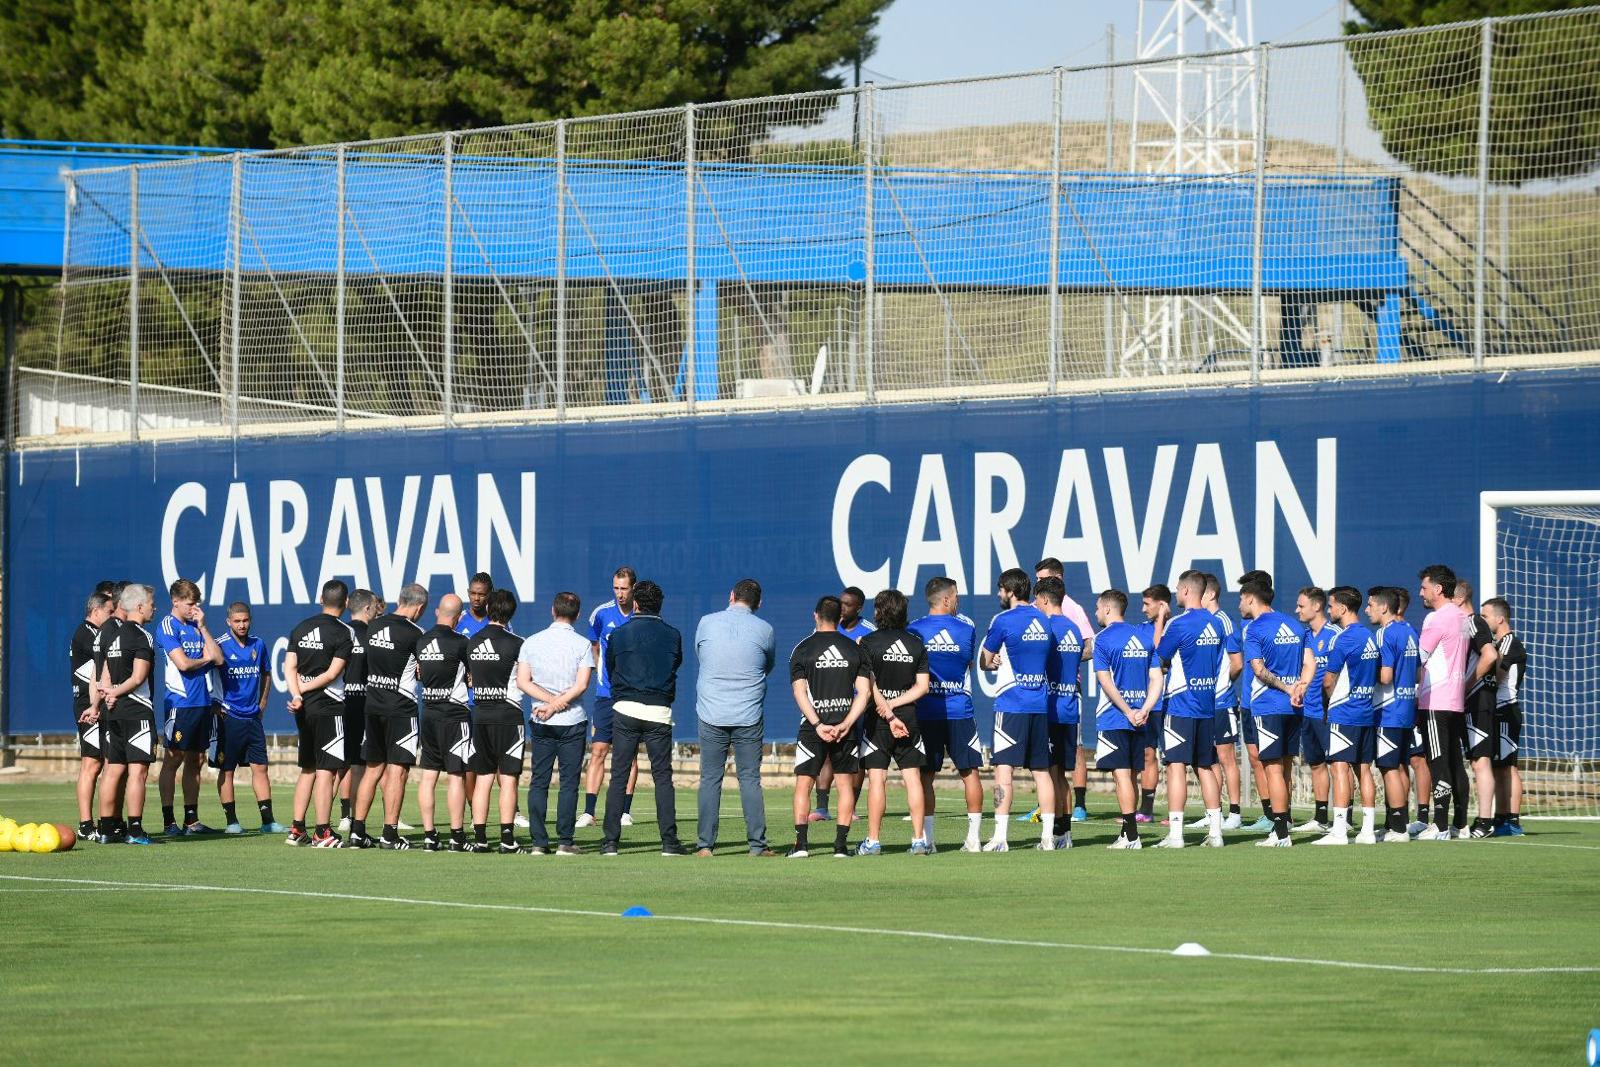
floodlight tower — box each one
[1122,0,1257,376]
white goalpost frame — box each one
[1479,489,1600,820]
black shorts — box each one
[76,718,104,758]
[1466,706,1497,760]
[1493,704,1521,768]
[1048,722,1079,771]
[363,712,419,767]
[305,713,347,772]
[103,714,158,765]
[795,719,860,778]
[420,716,474,774]
[860,713,925,772]
[343,699,367,766]
[470,722,527,776]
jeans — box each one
[528,721,586,847]
[604,713,679,848]
[696,720,767,851]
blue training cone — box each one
[621,906,652,918]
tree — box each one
[0,0,889,149]
[1344,1,1600,182]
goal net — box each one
[1482,492,1600,818]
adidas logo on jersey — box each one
[1021,619,1049,641]
[418,642,445,662]
[815,645,850,669]
[369,627,394,650]
[1195,626,1221,646]
[1056,631,1081,653]
[1274,623,1300,645]
[298,634,324,651]
[1122,635,1147,657]
[926,629,961,653]
[470,643,502,661]
[881,640,915,664]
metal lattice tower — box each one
[1122,0,1257,375]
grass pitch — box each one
[1,779,1596,1066]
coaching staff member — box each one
[693,578,777,856]
[601,580,686,856]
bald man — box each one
[415,594,476,851]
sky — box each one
[861,0,1353,85]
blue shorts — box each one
[1094,728,1145,772]
[1214,705,1240,743]
[1160,714,1217,768]
[217,716,268,771]
[992,712,1051,769]
[1300,717,1330,765]
[163,703,215,752]
[1242,709,1258,747]
[1254,713,1302,761]
[1077,716,1097,750]
[1327,722,1377,766]
[1048,722,1079,771]
[591,697,616,745]
[919,717,984,772]
[1142,709,1166,752]
[1375,725,1412,769]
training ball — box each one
[0,823,12,852]
[52,824,76,852]
[32,823,60,854]
[13,823,38,853]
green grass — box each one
[1,779,1597,1066]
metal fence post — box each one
[1474,17,1493,368]
[335,145,346,431]
[863,83,876,403]
[555,120,567,420]
[442,131,455,424]
[129,167,140,441]
[1048,67,1063,393]
[1333,0,1348,359]
[1249,44,1269,385]
[228,154,243,440]
[1104,26,1116,378]
[684,103,697,413]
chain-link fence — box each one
[19,9,1600,442]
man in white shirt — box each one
[517,592,594,855]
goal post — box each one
[1480,490,1600,819]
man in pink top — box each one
[1416,564,1472,839]
[1035,559,1096,821]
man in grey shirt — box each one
[516,591,594,855]
[693,578,777,856]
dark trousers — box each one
[528,721,586,847]
[697,720,767,852]
[604,712,678,847]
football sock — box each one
[1344,806,1354,826]
[794,823,809,850]
[351,819,366,839]
[1386,807,1406,833]
[1041,814,1056,842]
[1228,803,1241,815]
[1509,813,1522,828]
[222,802,238,824]
[990,818,1009,845]
[474,822,488,844]
[162,805,176,827]
[834,825,850,850]
[965,812,982,838]
[1360,806,1375,832]
[183,805,198,825]
[97,817,113,838]
[316,823,330,836]
[1493,812,1507,828]
[1313,801,1329,824]
[292,819,307,834]
[1166,812,1182,837]
[1329,808,1349,835]
[816,788,831,812]
[1417,802,1430,824]
[584,793,598,816]
[1120,813,1138,841]
[922,815,935,842]
[1073,787,1087,809]
[383,823,399,842]
[1271,811,1290,840]
[1259,798,1272,818]
[1140,790,1156,817]
[1205,808,1221,836]
[258,800,275,823]
[501,824,515,846]
[1060,808,1072,832]
[340,799,352,820]
[451,826,466,845]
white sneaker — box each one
[1414,825,1448,840]
[1353,829,1378,845]
[900,814,913,821]
[1035,838,1056,851]
[960,838,982,853]
[337,817,351,832]
[981,838,1009,852]
[1255,834,1293,847]
[575,812,596,828]
[1151,836,1184,849]
[1107,836,1142,850]
[1312,831,1349,846]
[620,812,635,827]
[514,813,530,829]
[1381,828,1410,843]
[1292,818,1328,834]
[396,819,415,831]
[1186,814,1210,829]
[1221,812,1243,830]
[1405,820,1428,836]
[1051,833,1074,850]
[1201,833,1224,848]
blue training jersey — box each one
[1377,619,1421,729]
[1242,610,1307,716]
[1237,616,1254,711]
[908,613,975,720]
[456,612,490,639]
[154,612,211,709]
[1325,622,1380,727]
[1213,608,1242,709]
[588,601,634,698]
[1094,621,1152,732]
[1045,614,1086,726]
[217,633,267,718]
[982,604,1052,713]
[839,618,876,642]
[1154,608,1222,719]
[1136,620,1167,711]
[1302,621,1342,720]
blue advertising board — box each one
[7,365,1599,757]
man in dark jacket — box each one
[601,580,686,855]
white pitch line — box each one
[1502,840,1600,852]
[2,873,1594,976]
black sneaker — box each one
[660,842,688,857]
[446,839,469,853]
[832,843,854,858]
[461,840,491,853]
[346,833,377,849]
[422,837,444,852]
[499,842,526,855]
[1468,824,1494,839]
[378,836,412,851]
[102,828,128,845]
[284,828,314,847]
[600,842,619,857]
